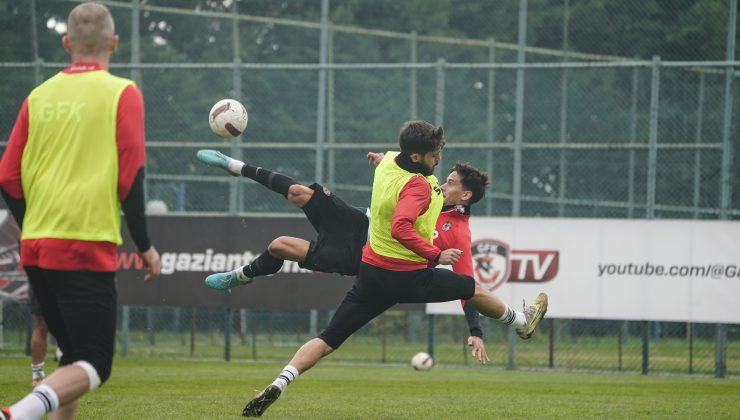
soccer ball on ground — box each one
[209,98,248,138]
[410,351,433,371]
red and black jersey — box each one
[432,205,473,277]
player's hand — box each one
[468,336,490,365]
[137,245,162,282]
[437,248,462,265]
[366,152,385,167]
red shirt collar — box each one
[63,62,105,74]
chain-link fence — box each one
[0,0,739,377]
[2,301,738,376]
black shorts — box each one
[28,285,42,316]
[318,262,475,349]
[25,267,117,383]
[299,183,369,276]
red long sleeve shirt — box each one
[362,176,442,271]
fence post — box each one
[687,322,693,374]
[239,308,247,345]
[627,67,639,218]
[251,310,257,360]
[434,58,446,177]
[224,307,232,361]
[309,309,318,336]
[557,0,570,217]
[486,38,496,216]
[512,0,528,216]
[692,73,705,219]
[190,307,196,357]
[0,300,3,348]
[314,0,330,185]
[646,56,660,220]
[146,307,154,345]
[719,0,737,219]
[25,307,32,356]
[618,321,624,371]
[120,305,130,356]
[641,320,649,375]
[715,323,727,378]
[548,318,556,368]
[427,314,435,359]
[130,0,141,85]
[508,327,517,370]
[327,24,336,191]
[410,32,418,120]
[230,1,242,214]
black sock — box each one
[241,165,297,198]
[242,251,284,278]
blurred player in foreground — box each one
[0,3,161,419]
[198,120,547,417]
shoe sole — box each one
[521,292,548,339]
[242,385,281,417]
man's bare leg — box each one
[268,236,310,263]
[31,315,48,386]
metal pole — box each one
[121,305,130,357]
[224,308,231,361]
[548,318,556,368]
[642,321,649,375]
[327,25,336,190]
[434,58,446,179]
[692,72,705,219]
[628,68,639,218]
[486,39,496,216]
[427,314,435,359]
[0,300,3,349]
[508,327,517,370]
[618,322,624,371]
[646,56,660,220]
[190,307,197,357]
[130,0,141,84]
[147,307,155,345]
[381,315,387,363]
[239,308,247,345]
[512,0,528,216]
[309,309,318,336]
[434,59,446,127]
[410,32,418,120]
[315,0,330,185]
[25,309,32,356]
[229,2,242,214]
[29,0,42,86]
[719,0,737,219]
[687,322,693,374]
[715,323,726,378]
[557,0,570,217]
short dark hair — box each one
[452,162,490,205]
[398,120,445,156]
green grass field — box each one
[2,356,739,419]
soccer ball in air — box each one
[209,98,248,138]
[410,352,434,371]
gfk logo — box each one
[510,250,559,283]
[472,239,559,291]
